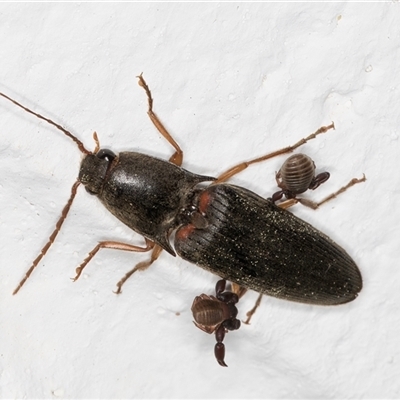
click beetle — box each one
[0,75,364,306]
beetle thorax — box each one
[78,149,117,195]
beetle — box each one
[0,75,364,305]
[191,279,241,367]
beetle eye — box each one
[85,186,96,195]
[96,149,116,162]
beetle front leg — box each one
[215,123,335,183]
[137,74,183,166]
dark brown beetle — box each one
[191,279,241,367]
[1,76,364,308]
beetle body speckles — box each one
[176,184,362,306]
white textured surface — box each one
[0,3,399,398]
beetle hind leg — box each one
[277,174,366,210]
[310,174,367,208]
[114,244,163,294]
[243,293,263,325]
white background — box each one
[0,3,399,398]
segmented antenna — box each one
[12,181,81,295]
[0,91,91,155]
[0,89,92,294]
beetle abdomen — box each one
[175,184,362,305]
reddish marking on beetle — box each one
[176,224,195,241]
[198,191,212,213]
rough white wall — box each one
[0,3,399,398]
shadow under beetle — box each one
[1,75,364,306]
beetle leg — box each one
[72,238,155,282]
[215,123,335,183]
[137,74,183,166]
[13,180,81,295]
[309,174,367,208]
[114,244,163,294]
[243,293,263,325]
[276,175,366,210]
[92,131,100,154]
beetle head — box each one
[79,149,116,195]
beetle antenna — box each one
[0,91,91,155]
[12,180,81,295]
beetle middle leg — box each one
[114,244,163,294]
[137,74,183,166]
[215,123,335,183]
